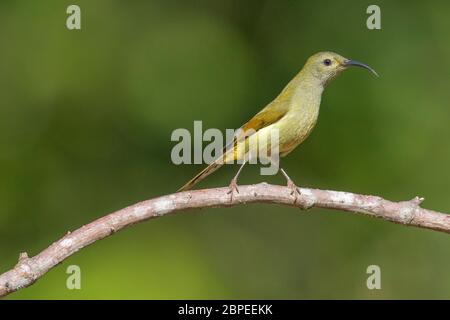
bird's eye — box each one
[323,59,332,66]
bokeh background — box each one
[1,0,449,299]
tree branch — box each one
[0,183,448,297]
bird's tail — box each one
[177,159,225,192]
[178,133,249,192]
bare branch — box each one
[0,183,448,297]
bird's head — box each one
[304,51,378,86]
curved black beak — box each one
[344,59,379,77]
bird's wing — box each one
[224,97,290,153]
[242,103,287,133]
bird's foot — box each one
[227,178,240,202]
[286,179,301,204]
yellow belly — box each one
[224,105,320,163]
[276,107,320,157]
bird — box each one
[178,51,377,197]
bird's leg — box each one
[280,167,301,202]
[227,160,247,200]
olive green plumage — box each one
[179,51,377,192]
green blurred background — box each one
[1,0,449,299]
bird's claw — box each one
[227,178,240,202]
[287,179,301,203]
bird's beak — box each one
[344,59,379,77]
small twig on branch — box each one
[0,183,448,297]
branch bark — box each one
[0,183,449,297]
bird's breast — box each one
[276,98,321,156]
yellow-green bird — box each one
[178,51,377,195]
